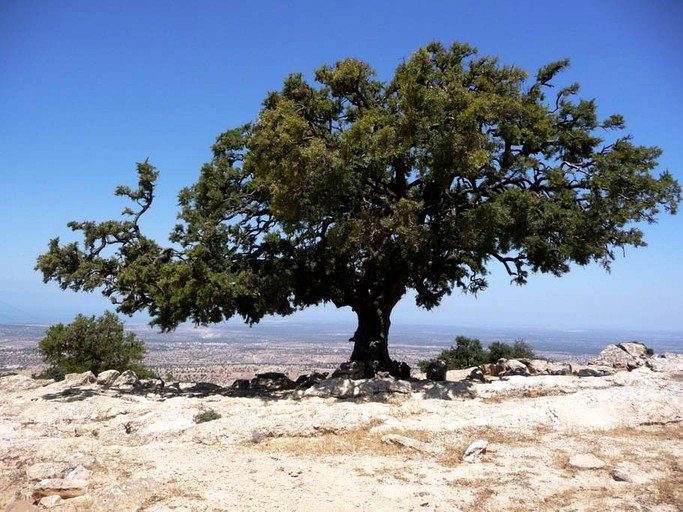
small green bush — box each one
[418,336,537,371]
[194,409,221,424]
[38,311,147,376]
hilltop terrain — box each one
[0,346,681,511]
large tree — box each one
[37,42,680,377]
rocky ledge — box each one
[0,344,681,511]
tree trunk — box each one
[349,302,394,377]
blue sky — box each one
[1,0,681,331]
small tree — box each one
[38,311,147,375]
[418,336,537,371]
[487,340,536,362]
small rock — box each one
[25,462,67,481]
[38,496,62,508]
[463,439,488,462]
[113,370,139,388]
[32,478,88,500]
[568,453,606,470]
[95,369,120,386]
[63,371,96,387]
[64,464,92,482]
[611,468,632,482]
[381,434,431,453]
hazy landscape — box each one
[2,322,682,384]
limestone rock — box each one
[381,434,431,453]
[646,353,683,373]
[463,439,488,462]
[503,359,529,376]
[38,496,62,508]
[64,464,92,482]
[97,477,160,509]
[426,360,447,381]
[32,478,88,500]
[568,453,606,470]
[112,370,139,388]
[0,375,51,392]
[589,342,651,371]
[95,370,120,387]
[25,462,67,481]
[63,371,96,387]
[467,367,487,383]
[523,360,572,376]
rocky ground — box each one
[1,345,681,512]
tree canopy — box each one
[36,42,680,377]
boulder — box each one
[231,378,251,390]
[463,439,488,462]
[32,478,88,500]
[294,372,328,388]
[426,360,447,381]
[568,453,606,470]
[95,370,120,387]
[250,372,296,391]
[331,361,366,380]
[502,359,529,377]
[589,342,652,371]
[64,371,96,387]
[112,370,138,388]
[522,359,572,376]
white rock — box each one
[32,478,89,499]
[65,464,92,482]
[96,369,120,386]
[113,370,139,388]
[25,462,67,481]
[568,453,606,469]
[463,439,488,462]
[64,371,96,387]
[381,434,431,453]
[38,495,62,508]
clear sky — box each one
[1,0,681,331]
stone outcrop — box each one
[568,453,607,470]
[112,370,139,388]
[589,342,652,371]
[303,377,412,399]
[95,369,120,386]
[250,372,297,391]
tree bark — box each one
[349,302,393,377]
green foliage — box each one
[38,311,147,376]
[487,340,536,362]
[36,42,680,371]
[418,337,537,371]
[194,409,221,424]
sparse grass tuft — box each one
[193,409,221,424]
